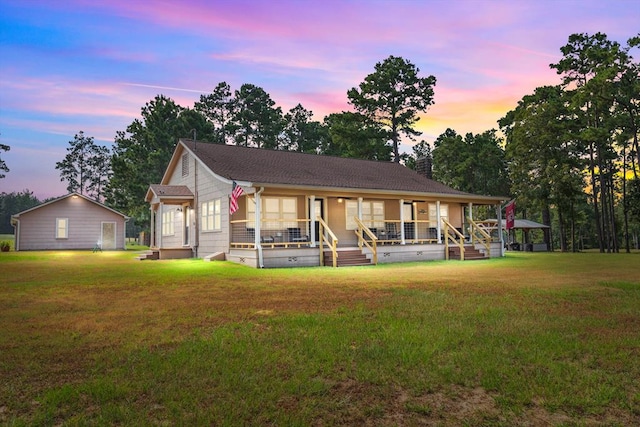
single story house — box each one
[11,193,129,251]
[145,139,507,267]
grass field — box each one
[1,250,639,426]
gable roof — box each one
[11,192,129,221]
[178,139,504,202]
[145,184,194,202]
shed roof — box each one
[11,192,129,224]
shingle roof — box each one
[149,184,194,197]
[181,139,480,197]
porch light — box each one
[338,198,343,203]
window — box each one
[345,200,384,230]
[162,210,175,235]
[201,199,221,231]
[181,153,189,177]
[247,197,297,224]
[428,203,449,224]
[55,218,68,239]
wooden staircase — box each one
[137,250,159,260]
[323,249,372,267]
[448,245,486,260]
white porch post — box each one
[309,195,316,248]
[400,199,406,245]
[436,200,442,244]
[158,202,163,249]
[255,188,264,268]
[357,197,363,221]
[468,202,473,239]
[254,192,262,247]
[150,206,155,248]
[497,203,505,257]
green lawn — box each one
[1,250,638,425]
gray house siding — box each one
[162,151,233,258]
[13,194,127,251]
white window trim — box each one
[162,210,175,236]
[346,200,384,230]
[55,217,68,239]
[247,196,297,223]
[201,199,222,232]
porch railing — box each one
[468,218,491,255]
[230,219,311,248]
[318,217,339,268]
[443,219,466,260]
[354,217,378,265]
[358,219,439,244]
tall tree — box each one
[499,86,585,251]
[106,95,210,227]
[0,141,9,179]
[432,128,509,197]
[194,82,234,144]
[229,84,283,149]
[322,112,391,161]
[282,104,326,153]
[347,55,436,162]
[55,131,111,201]
[550,32,630,252]
[0,190,40,233]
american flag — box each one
[229,181,244,215]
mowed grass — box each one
[0,250,639,425]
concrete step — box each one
[137,250,159,260]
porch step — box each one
[448,245,486,260]
[137,250,159,261]
[323,249,372,267]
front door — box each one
[101,222,116,250]
[403,203,415,240]
[183,206,190,246]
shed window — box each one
[55,218,68,239]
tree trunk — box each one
[588,140,604,252]
[542,203,552,251]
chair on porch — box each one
[287,227,309,243]
[384,222,400,239]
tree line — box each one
[2,33,638,251]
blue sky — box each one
[1,0,638,199]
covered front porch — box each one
[229,190,505,268]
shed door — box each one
[101,222,116,250]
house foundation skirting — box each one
[227,242,502,268]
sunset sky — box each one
[1,0,638,200]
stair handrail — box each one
[442,219,465,260]
[468,218,491,255]
[353,217,378,265]
[317,216,339,267]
